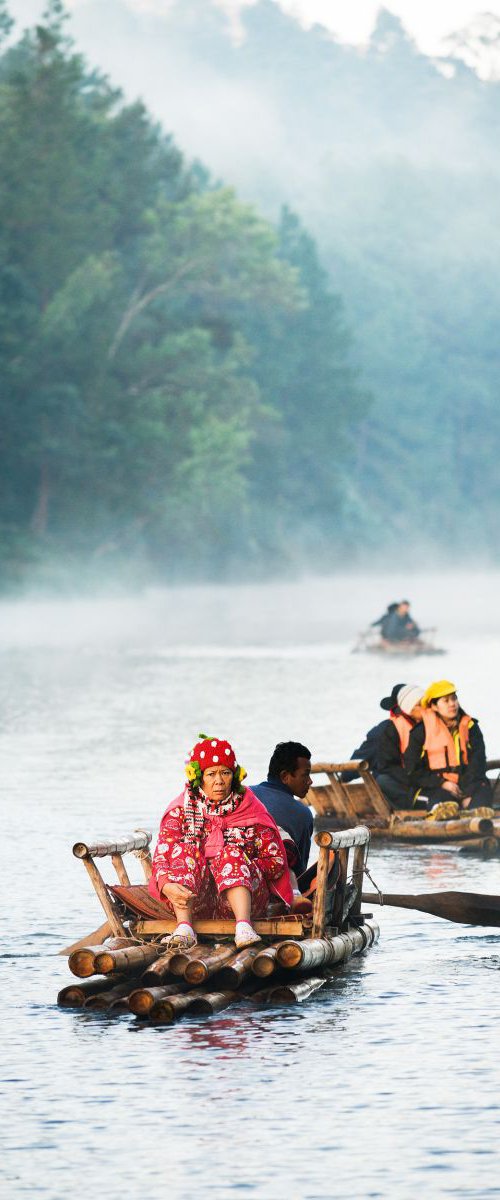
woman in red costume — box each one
[149,735,293,950]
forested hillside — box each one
[0,1,366,587]
[5,0,500,589]
[55,0,500,563]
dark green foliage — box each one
[83,0,500,561]
[0,4,364,586]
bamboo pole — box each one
[84,981,137,1010]
[168,944,208,977]
[387,815,494,841]
[72,832,151,858]
[128,984,187,1016]
[141,951,176,983]
[351,842,366,916]
[311,842,330,939]
[108,997,133,1014]
[252,945,280,978]
[267,977,327,1005]
[313,826,371,850]
[184,945,239,986]
[68,938,131,978]
[277,921,379,971]
[57,976,120,1007]
[188,990,243,1015]
[312,761,369,774]
[79,858,127,937]
[148,990,202,1023]
[111,853,131,886]
[134,845,153,881]
[331,847,348,931]
[211,946,261,989]
[94,943,162,976]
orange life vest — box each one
[421,710,471,781]
[390,711,414,755]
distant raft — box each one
[352,628,445,656]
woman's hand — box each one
[442,781,462,797]
[161,881,195,907]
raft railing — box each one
[307,760,391,830]
[71,831,153,939]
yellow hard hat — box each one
[421,680,457,708]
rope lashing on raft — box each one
[363,863,384,905]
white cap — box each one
[397,684,424,715]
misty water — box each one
[2,571,500,1199]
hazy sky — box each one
[279,1,500,50]
[12,0,500,56]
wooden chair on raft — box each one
[63,823,374,955]
[306,760,392,832]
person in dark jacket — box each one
[375,683,424,807]
[382,600,421,643]
[371,602,398,638]
[251,742,313,884]
[343,683,425,808]
[404,679,492,811]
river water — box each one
[2,572,500,1200]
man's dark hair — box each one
[268,741,311,779]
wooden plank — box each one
[130,917,305,938]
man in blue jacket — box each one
[251,741,314,881]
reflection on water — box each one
[1,578,500,1198]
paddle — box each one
[362,890,500,927]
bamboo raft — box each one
[307,760,500,852]
[58,826,379,1023]
[352,628,445,656]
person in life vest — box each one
[343,682,425,809]
[404,680,492,811]
[375,683,425,808]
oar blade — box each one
[362,890,500,927]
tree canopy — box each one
[0,1,366,587]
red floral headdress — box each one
[185,734,247,792]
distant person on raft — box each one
[149,735,293,950]
[381,599,421,644]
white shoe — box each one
[234,922,262,950]
[160,923,197,949]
